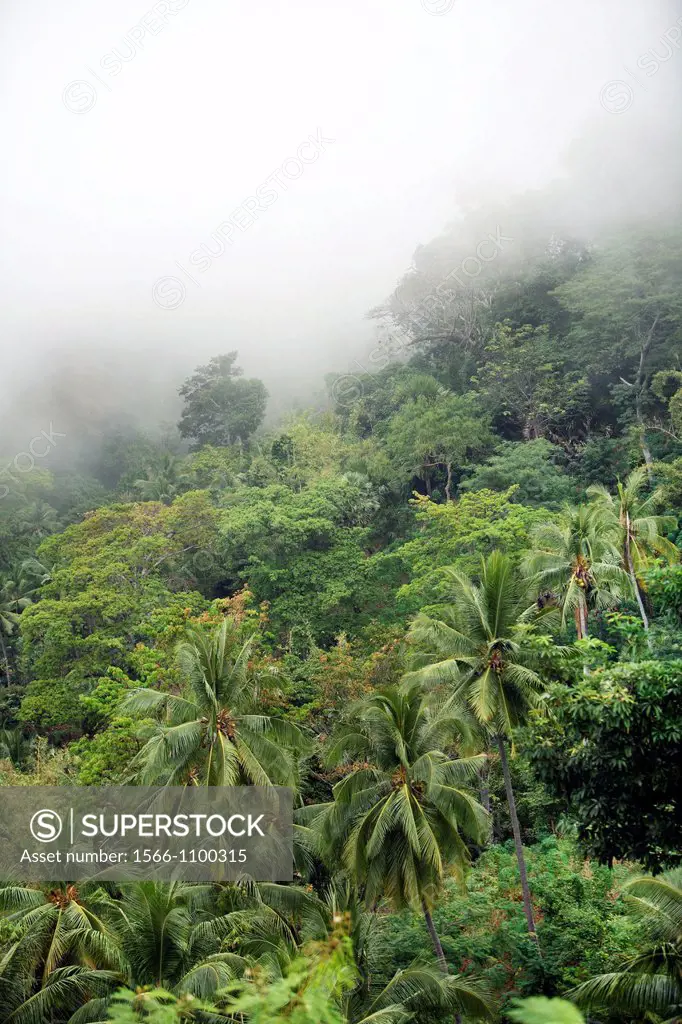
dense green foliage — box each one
[527,660,682,871]
[1,212,681,1023]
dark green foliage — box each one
[576,435,636,488]
[214,477,404,640]
[0,685,25,728]
[373,838,639,1006]
[646,562,682,626]
[473,322,588,441]
[526,661,682,870]
[461,440,576,507]
[570,868,682,1022]
[485,752,562,847]
[178,352,268,448]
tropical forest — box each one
[1,186,681,1024]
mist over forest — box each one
[2,0,682,456]
[1,2,682,1023]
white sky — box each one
[0,0,680,431]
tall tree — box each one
[524,504,631,640]
[0,883,123,1024]
[554,224,682,472]
[384,392,491,500]
[178,352,268,449]
[407,552,549,946]
[225,881,493,1022]
[311,679,487,972]
[120,618,306,787]
[586,465,678,631]
[0,568,36,686]
[473,321,588,442]
[101,881,240,995]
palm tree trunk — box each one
[575,600,590,674]
[624,525,650,635]
[634,316,658,484]
[629,566,651,632]
[0,632,10,686]
[421,907,463,1024]
[478,759,492,842]
[421,898,448,973]
[496,735,540,949]
[479,762,491,814]
[573,601,588,641]
[578,598,592,674]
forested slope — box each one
[1,208,681,1024]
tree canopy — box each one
[1,212,681,1024]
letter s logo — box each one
[30,809,63,843]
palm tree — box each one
[34,881,252,1022]
[0,583,21,687]
[14,502,60,542]
[571,868,682,1022]
[308,679,488,973]
[587,465,679,631]
[225,879,493,1023]
[102,881,244,996]
[0,726,35,766]
[0,878,490,1024]
[120,618,306,786]
[407,551,550,946]
[15,558,51,592]
[0,571,34,686]
[0,883,124,1024]
[0,559,49,687]
[133,453,191,504]
[523,503,631,640]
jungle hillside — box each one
[1,195,682,1024]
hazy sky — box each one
[1,0,681,439]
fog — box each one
[1,0,681,451]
